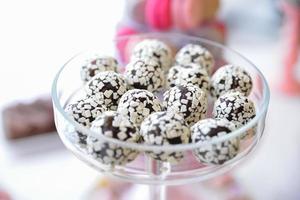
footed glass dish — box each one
[52,33,270,200]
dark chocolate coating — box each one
[81,56,118,82]
[211,65,252,98]
[167,64,210,93]
[131,39,172,71]
[86,71,127,110]
[88,111,140,166]
[213,92,256,125]
[117,89,162,126]
[163,85,207,126]
[175,44,214,75]
[140,111,190,163]
[66,97,106,145]
[125,58,164,92]
[191,118,239,165]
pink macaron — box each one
[145,0,160,29]
[146,0,172,30]
[172,0,204,30]
[172,0,188,30]
[183,0,204,29]
[157,0,172,30]
[115,26,139,64]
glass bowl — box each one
[52,33,270,186]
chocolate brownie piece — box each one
[2,97,56,139]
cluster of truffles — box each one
[65,39,256,167]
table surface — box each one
[0,0,300,199]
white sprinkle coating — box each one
[167,65,182,86]
[167,63,210,93]
[87,111,141,166]
[131,39,172,71]
[213,92,256,139]
[85,71,128,110]
[211,64,253,98]
[140,111,190,163]
[213,92,256,126]
[65,97,107,146]
[125,58,165,92]
[81,55,118,82]
[163,85,208,126]
[117,89,162,127]
[175,44,214,75]
[191,118,239,165]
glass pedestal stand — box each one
[52,33,270,200]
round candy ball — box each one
[125,58,164,92]
[81,55,118,82]
[213,92,256,138]
[85,71,128,110]
[213,91,256,127]
[175,44,214,75]
[211,64,252,98]
[131,39,172,71]
[140,111,190,163]
[65,97,106,146]
[163,85,208,126]
[87,111,140,166]
[191,118,239,165]
[117,89,162,126]
[167,63,210,93]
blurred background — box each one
[0,0,300,199]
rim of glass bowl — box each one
[51,32,270,152]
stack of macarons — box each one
[116,0,225,62]
[122,0,221,30]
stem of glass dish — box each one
[146,155,170,200]
[149,183,166,200]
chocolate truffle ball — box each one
[213,92,256,126]
[81,55,118,82]
[131,39,172,71]
[167,65,182,86]
[140,111,190,163]
[65,97,106,146]
[213,92,256,138]
[211,64,252,98]
[117,89,162,126]
[175,44,214,75]
[85,71,128,110]
[125,58,164,92]
[191,118,239,165]
[163,85,208,126]
[167,63,210,93]
[87,111,140,166]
